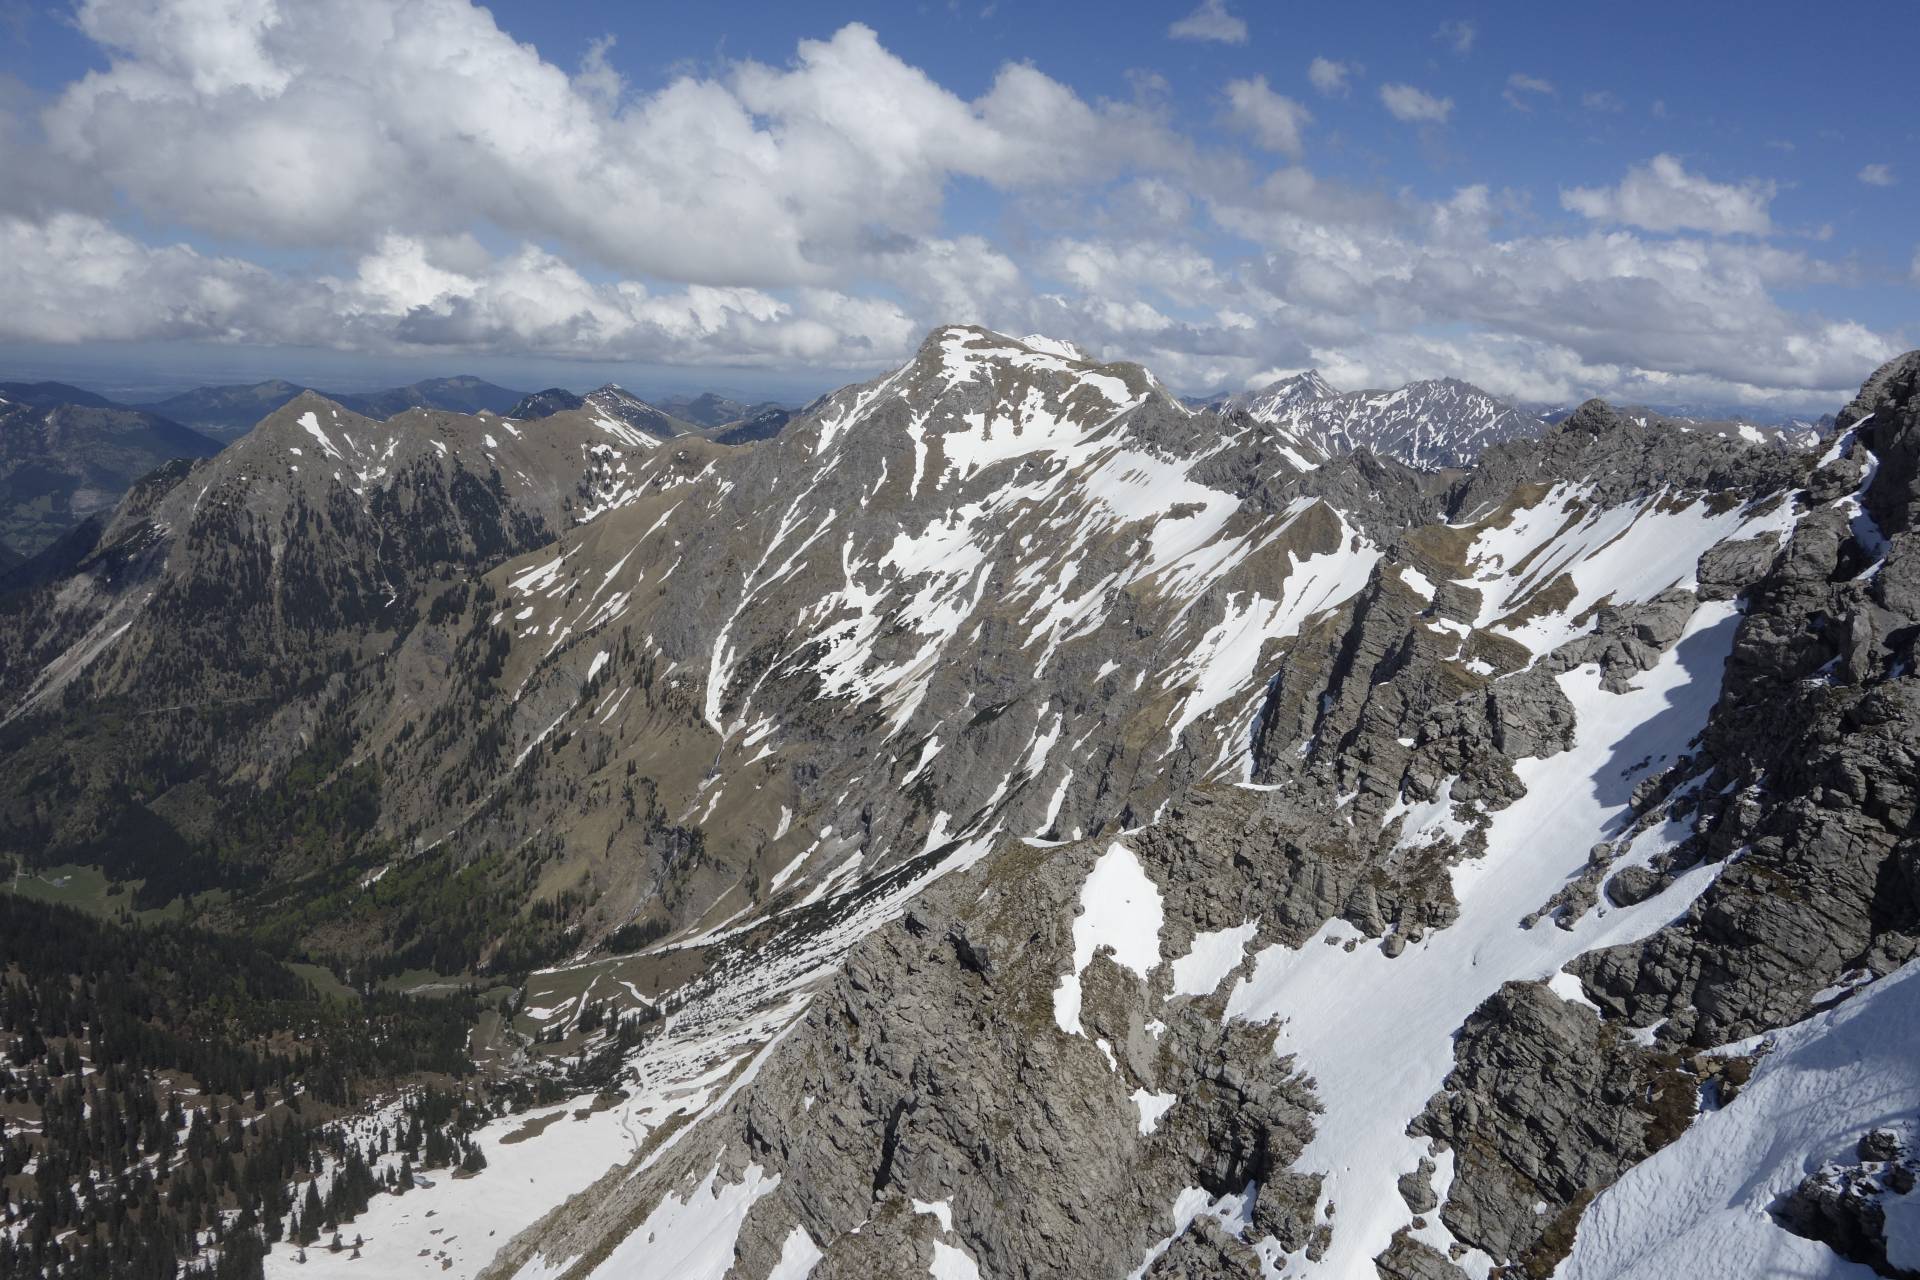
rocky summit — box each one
[2,329,1917,1280]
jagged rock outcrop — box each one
[1775,1123,1920,1278]
[1568,360,1920,1045]
[1409,982,1697,1271]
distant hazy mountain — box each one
[520,388,798,442]
[139,375,524,441]
[705,404,795,446]
[659,391,794,430]
[505,386,588,418]
[0,383,221,556]
[133,379,309,439]
[0,380,124,410]
[507,384,690,442]
[332,375,524,421]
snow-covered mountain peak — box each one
[1233,368,1341,421]
[504,383,688,444]
[578,384,684,443]
[800,325,1168,472]
[1259,374,1545,469]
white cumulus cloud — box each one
[1380,83,1453,124]
[1307,57,1354,96]
[43,10,1191,289]
[1562,154,1775,236]
[1223,77,1311,157]
[0,0,1900,413]
[1168,0,1246,44]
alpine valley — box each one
[4,326,1919,1280]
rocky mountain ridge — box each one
[446,350,1915,1280]
[1,330,1916,1280]
[505,384,691,442]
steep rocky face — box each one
[429,345,1915,1280]
[0,389,220,556]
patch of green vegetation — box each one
[242,837,586,983]
[6,861,115,911]
[288,960,361,1002]
[1,858,200,923]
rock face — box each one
[1568,358,1920,1049]
[9,329,1920,1280]
[1409,982,1695,1271]
[1776,1124,1920,1279]
[450,344,1920,1280]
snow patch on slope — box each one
[1053,843,1164,1036]
[1561,959,1920,1280]
[582,1162,778,1280]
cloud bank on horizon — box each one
[0,0,1911,409]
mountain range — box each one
[137,375,529,441]
[1207,369,1823,471]
[0,327,1912,1280]
[0,374,810,568]
[507,384,798,446]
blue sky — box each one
[0,0,1912,409]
